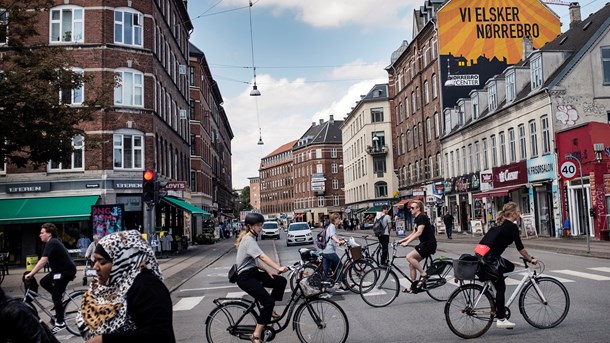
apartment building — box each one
[259,141,296,220]
[248,176,261,212]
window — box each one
[488,83,497,111]
[49,135,84,171]
[429,38,436,60]
[428,155,433,178]
[318,196,324,207]
[462,146,467,174]
[482,138,489,170]
[530,120,539,157]
[508,128,516,162]
[316,164,323,173]
[472,94,479,119]
[189,100,195,119]
[371,107,384,122]
[373,157,386,173]
[50,7,84,43]
[332,179,339,189]
[418,122,422,146]
[431,74,438,98]
[424,80,429,104]
[499,131,506,165]
[404,96,409,117]
[436,153,442,176]
[491,135,498,167]
[0,9,7,45]
[115,69,144,106]
[333,195,340,206]
[541,115,551,154]
[375,182,388,198]
[189,67,195,86]
[372,131,385,151]
[455,149,461,175]
[331,163,338,173]
[603,47,610,84]
[426,117,431,142]
[190,134,196,155]
[114,9,143,46]
[60,68,84,105]
[316,148,322,159]
[411,91,416,113]
[531,55,543,89]
[331,148,337,158]
[415,160,420,181]
[506,71,516,102]
[434,112,440,138]
[406,129,410,151]
[398,134,403,154]
[474,141,480,171]
[450,151,455,177]
[113,132,144,169]
[519,124,527,159]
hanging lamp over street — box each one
[248,0,260,96]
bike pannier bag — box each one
[228,264,239,283]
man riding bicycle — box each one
[24,223,77,333]
[399,200,437,293]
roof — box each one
[263,140,298,158]
[293,118,344,150]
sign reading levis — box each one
[492,160,528,187]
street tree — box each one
[0,0,111,168]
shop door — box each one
[535,188,553,236]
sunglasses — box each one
[410,206,418,210]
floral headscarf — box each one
[76,230,163,339]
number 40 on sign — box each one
[560,161,578,180]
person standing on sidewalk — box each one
[443,211,454,239]
[84,235,99,263]
[376,205,392,265]
[24,223,77,334]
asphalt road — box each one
[60,230,610,342]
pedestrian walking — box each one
[443,211,454,239]
[375,205,392,265]
[76,230,174,342]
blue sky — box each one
[186,0,607,189]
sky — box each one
[186,0,608,190]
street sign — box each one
[560,161,577,180]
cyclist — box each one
[478,201,537,329]
[235,213,288,343]
[321,213,349,291]
[24,223,76,333]
[399,200,437,293]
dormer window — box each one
[506,71,516,102]
[472,94,479,119]
[603,47,610,85]
[488,83,498,111]
[531,55,543,89]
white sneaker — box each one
[319,293,332,299]
[496,318,516,329]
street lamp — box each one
[565,153,590,253]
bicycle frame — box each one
[382,242,433,285]
[478,262,545,309]
[23,288,57,320]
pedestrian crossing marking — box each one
[588,267,610,273]
[542,275,574,283]
[226,291,248,298]
[173,296,205,311]
[551,269,610,281]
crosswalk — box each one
[172,264,610,311]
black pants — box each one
[379,234,390,265]
[490,257,514,319]
[237,268,287,325]
[40,272,74,322]
[446,224,453,238]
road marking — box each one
[173,296,205,311]
[551,269,610,281]
[226,291,248,298]
[544,275,575,283]
[588,267,610,273]
[179,285,239,292]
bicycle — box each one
[22,276,85,336]
[358,235,382,266]
[445,257,570,339]
[359,241,454,307]
[205,265,349,343]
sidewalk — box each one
[0,238,237,298]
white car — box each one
[261,221,280,240]
[286,222,314,246]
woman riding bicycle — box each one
[235,213,288,343]
[321,213,349,291]
[478,201,537,329]
[399,200,437,293]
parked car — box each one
[286,222,314,246]
[261,221,280,240]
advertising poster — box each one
[437,0,560,108]
[91,204,124,238]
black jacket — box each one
[0,290,56,343]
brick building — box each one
[259,141,296,220]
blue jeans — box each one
[322,253,346,284]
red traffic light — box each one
[143,170,155,181]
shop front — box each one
[527,155,559,237]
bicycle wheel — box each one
[426,262,454,302]
[519,277,570,329]
[359,267,399,308]
[205,301,258,343]
[346,258,375,294]
[293,298,349,343]
[444,283,495,339]
[290,263,319,291]
[63,290,85,336]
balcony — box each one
[366,144,388,156]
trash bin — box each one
[26,255,39,272]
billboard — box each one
[437,0,560,108]
[91,204,124,238]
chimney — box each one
[329,115,334,124]
[319,119,324,125]
[312,121,316,126]
[569,2,581,29]
[522,36,533,60]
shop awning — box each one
[0,195,100,224]
[162,196,211,217]
[364,206,383,214]
[472,185,524,199]
[393,199,410,207]
[352,208,368,214]
[220,212,235,219]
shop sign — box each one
[527,155,555,182]
[7,182,50,193]
[433,181,445,195]
[164,181,187,190]
[114,181,142,189]
[492,160,527,187]
[480,170,493,190]
[444,178,454,194]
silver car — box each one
[286,222,314,246]
[261,221,280,240]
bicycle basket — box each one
[299,276,322,298]
[453,255,479,280]
[426,259,449,275]
[298,248,319,262]
[349,246,363,261]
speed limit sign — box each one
[560,161,577,180]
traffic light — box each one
[142,170,156,203]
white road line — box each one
[226,291,248,298]
[588,267,610,273]
[551,269,610,281]
[173,296,205,311]
[543,275,575,283]
[179,285,239,292]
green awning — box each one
[353,208,368,214]
[0,195,100,225]
[363,206,383,214]
[162,196,211,217]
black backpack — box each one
[372,215,387,237]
